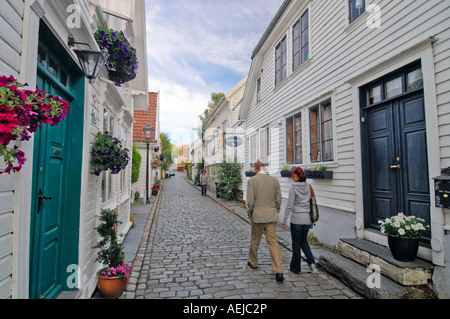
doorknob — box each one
[37,189,52,213]
[390,164,400,169]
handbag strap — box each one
[309,185,315,197]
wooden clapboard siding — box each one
[0,0,23,300]
[243,0,449,211]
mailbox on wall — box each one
[434,169,450,209]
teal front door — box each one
[29,21,85,299]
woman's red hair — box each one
[291,167,307,182]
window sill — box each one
[343,11,369,33]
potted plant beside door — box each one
[94,208,133,299]
[379,213,429,262]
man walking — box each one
[246,160,284,282]
[200,169,208,196]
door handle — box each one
[37,189,52,213]
[390,165,400,169]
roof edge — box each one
[251,0,292,59]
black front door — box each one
[361,63,431,240]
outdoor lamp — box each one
[143,123,155,204]
[143,123,154,141]
[68,36,106,83]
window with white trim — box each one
[275,36,287,86]
[310,99,333,162]
[292,9,309,71]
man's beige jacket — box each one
[246,172,282,223]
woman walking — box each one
[282,167,318,275]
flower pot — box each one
[97,271,128,299]
[280,170,292,177]
[387,235,419,262]
[304,170,333,179]
[245,171,256,177]
[151,189,158,195]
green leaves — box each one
[217,159,242,201]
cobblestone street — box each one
[126,174,362,299]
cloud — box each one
[144,0,285,146]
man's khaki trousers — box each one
[249,221,284,274]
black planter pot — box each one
[151,190,158,196]
[245,171,256,177]
[304,170,333,179]
[280,170,292,177]
[387,235,419,262]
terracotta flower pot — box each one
[97,271,128,299]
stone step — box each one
[318,250,427,299]
[337,238,433,286]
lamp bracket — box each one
[68,35,92,50]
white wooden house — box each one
[0,0,148,299]
[239,0,450,297]
[202,76,247,187]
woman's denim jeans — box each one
[289,223,315,274]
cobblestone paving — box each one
[128,174,361,299]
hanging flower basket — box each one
[90,131,130,176]
[0,75,69,174]
[151,157,162,168]
[94,27,139,86]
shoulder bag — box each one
[309,185,319,223]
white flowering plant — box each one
[378,213,429,238]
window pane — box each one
[407,69,423,91]
[250,134,256,164]
[293,37,300,54]
[322,121,333,141]
[287,132,293,148]
[311,143,319,162]
[287,118,293,133]
[301,11,308,31]
[48,57,59,78]
[295,114,302,131]
[293,21,300,39]
[310,107,319,126]
[367,85,382,105]
[295,131,302,147]
[293,53,300,70]
[350,0,366,23]
[310,124,319,144]
[38,46,47,68]
[321,102,332,121]
[323,140,333,161]
[295,146,302,163]
[61,70,69,87]
[385,77,402,98]
[287,148,294,163]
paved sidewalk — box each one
[123,174,362,299]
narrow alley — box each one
[124,174,362,300]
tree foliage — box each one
[217,158,242,201]
[198,92,225,125]
[131,145,141,183]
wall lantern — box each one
[68,36,106,83]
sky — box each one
[144,0,285,147]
